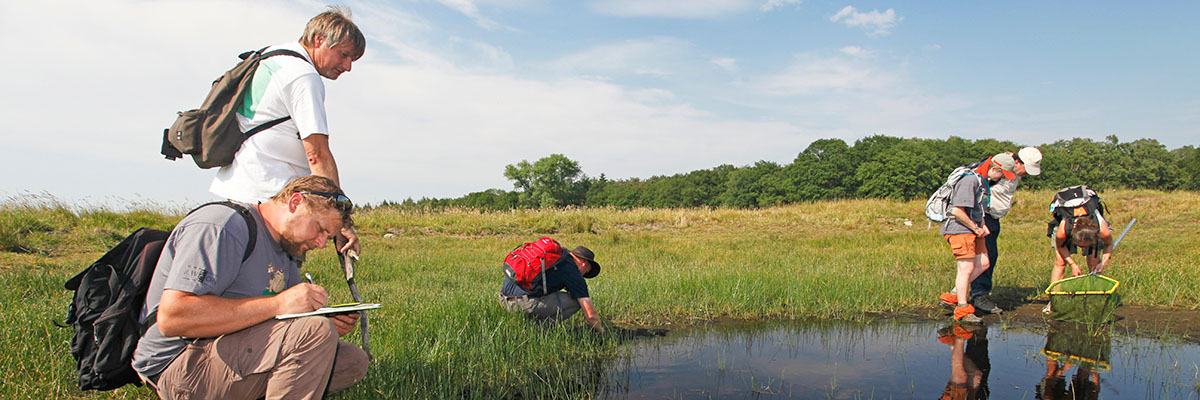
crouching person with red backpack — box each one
[498,238,605,333]
[131,176,368,399]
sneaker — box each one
[971,294,1004,314]
[939,292,958,308]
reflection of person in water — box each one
[1036,359,1100,400]
[937,325,983,400]
[963,324,991,399]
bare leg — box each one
[969,253,991,283]
[956,259,975,306]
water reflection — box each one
[1036,321,1110,400]
[936,324,984,399]
[600,320,1200,399]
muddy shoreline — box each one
[875,301,1200,344]
[632,302,1200,344]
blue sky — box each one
[2,0,1196,209]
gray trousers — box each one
[497,292,581,322]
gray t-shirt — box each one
[132,203,299,378]
[940,174,987,235]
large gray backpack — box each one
[924,160,985,222]
[160,47,308,169]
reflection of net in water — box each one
[1046,274,1121,324]
[1041,322,1112,370]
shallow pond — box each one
[601,320,1200,399]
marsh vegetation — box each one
[1,189,1197,398]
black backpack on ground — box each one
[62,202,257,391]
[160,47,309,169]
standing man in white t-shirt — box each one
[210,6,365,254]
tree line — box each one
[376,135,1199,211]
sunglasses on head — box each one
[299,191,353,212]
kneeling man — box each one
[498,243,605,333]
[133,176,367,399]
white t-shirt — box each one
[209,41,329,203]
[987,175,1022,219]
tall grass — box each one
[1,189,1196,399]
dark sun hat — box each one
[570,246,601,278]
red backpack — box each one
[502,237,564,294]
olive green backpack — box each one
[160,47,307,169]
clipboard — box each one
[275,302,382,320]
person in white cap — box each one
[968,147,1042,315]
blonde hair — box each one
[300,5,366,60]
[270,175,354,228]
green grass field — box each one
[2,189,1197,399]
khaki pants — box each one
[497,291,580,322]
[154,316,368,400]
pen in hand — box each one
[305,273,316,285]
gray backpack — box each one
[160,47,308,169]
[924,160,985,222]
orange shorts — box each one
[944,233,986,260]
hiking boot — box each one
[953,304,977,321]
[939,292,958,308]
[957,313,984,324]
[971,294,1003,314]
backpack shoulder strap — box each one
[240,47,310,65]
[187,201,258,262]
[237,48,309,138]
[261,48,310,64]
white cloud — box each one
[737,48,978,142]
[829,6,902,36]
[326,64,813,200]
[839,45,875,58]
[757,52,896,95]
[0,1,814,206]
[549,37,692,78]
[445,36,517,72]
[760,0,802,12]
[590,0,756,18]
[434,0,514,31]
[711,57,740,72]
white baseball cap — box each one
[1018,147,1042,176]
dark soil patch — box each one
[1000,302,1200,342]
